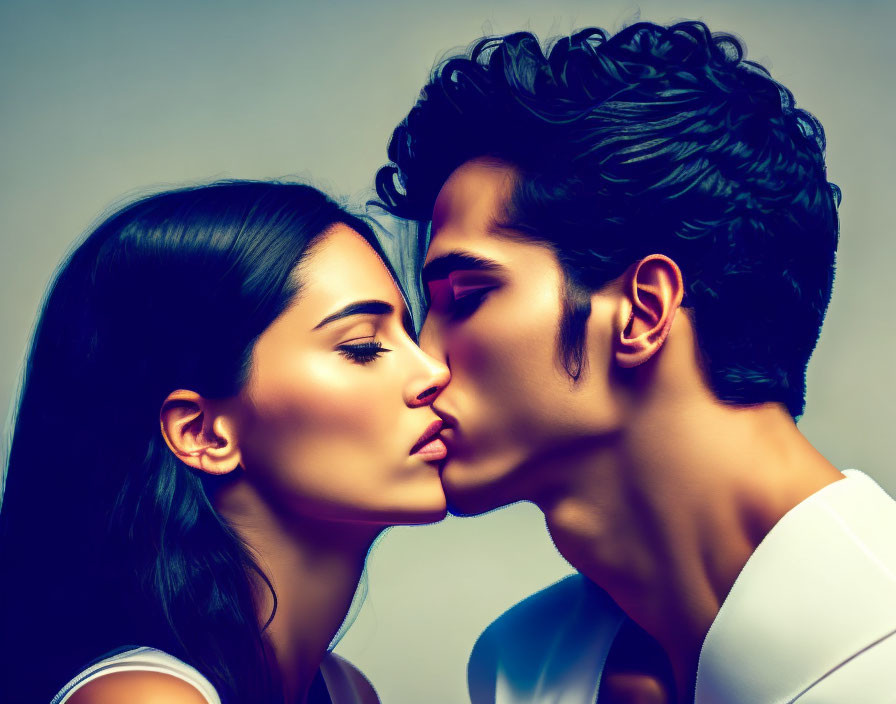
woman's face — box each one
[232,224,450,525]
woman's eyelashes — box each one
[336,340,391,365]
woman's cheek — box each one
[244,362,401,491]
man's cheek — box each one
[446,326,500,379]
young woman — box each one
[0,181,450,704]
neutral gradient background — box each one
[1,1,894,702]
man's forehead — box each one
[430,158,516,236]
[425,218,523,268]
[423,220,552,282]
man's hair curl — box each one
[377,21,841,418]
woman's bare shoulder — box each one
[66,670,212,704]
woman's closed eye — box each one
[337,339,391,365]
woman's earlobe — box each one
[160,390,241,475]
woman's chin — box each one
[374,466,449,524]
[381,490,449,525]
[385,495,449,525]
[406,502,449,524]
[333,488,448,527]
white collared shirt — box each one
[696,469,896,703]
[468,470,896,703]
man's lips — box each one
[410,419,447,460]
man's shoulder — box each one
[477,573,599,641]
[802,627,896,701]
[827,470,896,562]
[321,653,380,704]
[468,574,626,704]
[695,470,896,703]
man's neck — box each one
[534,398,842,701]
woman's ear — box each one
[160,389,241,475]
[615,254,685,369]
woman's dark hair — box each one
[376,21,841,418]
[0,181,386,703]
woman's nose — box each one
[405,349,450,407]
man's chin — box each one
[445,501,481,518]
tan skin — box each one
[421,158,843,703]
[71,225,450,704]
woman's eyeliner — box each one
[337,340,390,364]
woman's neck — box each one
[214,479,381,704]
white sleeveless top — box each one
[51,646,374,704]
[51,647,220,704]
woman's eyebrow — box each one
[313,300,394,330]
[421,252,503,285]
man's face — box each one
[420,158,622,514]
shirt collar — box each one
[694,470,896,703]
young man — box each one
[376,21,896,704]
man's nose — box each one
[418,317,447,364]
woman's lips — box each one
[411,419,447,460]
[411,437,448,461]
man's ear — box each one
[615,254,685,369]
[160,389,241,475]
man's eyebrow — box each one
[313,300,394,330]
[421,252,504,284]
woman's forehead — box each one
[294,224,405,318]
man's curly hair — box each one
[376,21,841,418]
